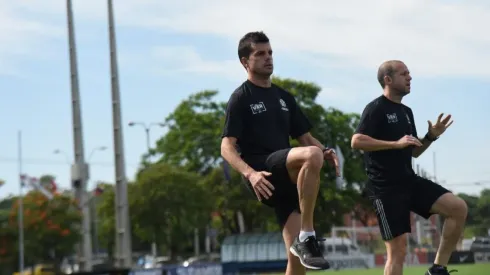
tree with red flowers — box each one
[8,190,82,265]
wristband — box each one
[323,147,336,154]
[424,132,438,142]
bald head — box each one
[377,60,404,88]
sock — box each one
[299,231,315,242]
[431,264,445,270]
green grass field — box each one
[268,263,489,274]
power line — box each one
[0,156,139,168]
[443,180,490,187]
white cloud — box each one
[0,1,63,73]
[150,46,245,80]
[102,0,490,78]
[1,0,490,78]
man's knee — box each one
[440,195,468,223]
[452,197,468,220]
[303,146,324,166]
[386,235,408,264]
[287,146,324,171]
[433,193,468,221]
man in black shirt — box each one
[221,31,339,273]
[351,60,468,275]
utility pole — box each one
[107,0,132,267]
[17,131,24,273]
[66,0,92,270]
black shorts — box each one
[244,148,300,229]
[368,176,450,241]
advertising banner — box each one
[427,251,475,265]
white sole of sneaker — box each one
[289,246,328,270]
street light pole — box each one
[128,121,164,258]
[128,122,164,162]
[145,128,150,153]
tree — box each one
[203,164,278,236]
[0,196,14,226]
[95,182,117,261]
[152,76,369,238]
[476,189,490,235]
[155,90,225,174]
[38,175,58,194]
[459,189,490,237]
[130,162,213,257]
[458,193,480,225]
[0,196,16,273]
[8,190,82,267]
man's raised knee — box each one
[302,146,324,169]
[450,197,468,221]
[286,146,324,178]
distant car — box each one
[470,236,490,252]
[181,253,220,267]
[14,264,55,275]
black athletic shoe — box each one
[425,265,458,275]
[289,236,330,270]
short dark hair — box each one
[238,31,270,60]
[377,60,401,88]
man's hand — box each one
[428,113,453,138]
[247,171,275,201]
[395,135,423,149]
[323,148,340,177]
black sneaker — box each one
[425,265,458,275]
[289,236,330,270]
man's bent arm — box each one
[296,133,327,150]
[351,133,397,152]
[221,137,255,178]
[412,136,433,158]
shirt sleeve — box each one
[355,103,379,137]
[289,95,313,139]
[222,91,244,139]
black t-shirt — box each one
[355,95,418,191]
[222,80,312,168]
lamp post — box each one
[128,122,165,157]
[54,146,107,163]
[53,149,71,163]
[128,121,164,258]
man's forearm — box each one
[412,137,432,158]
[298,135,326,150]
[351,134,397,152]
[221,143,255,178]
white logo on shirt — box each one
[405,113,411,124]
[279,99,289,111]
[250,102,267,114]
[386,113,398,123]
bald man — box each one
[351,60,468,275]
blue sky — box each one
[1,0,489,198]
